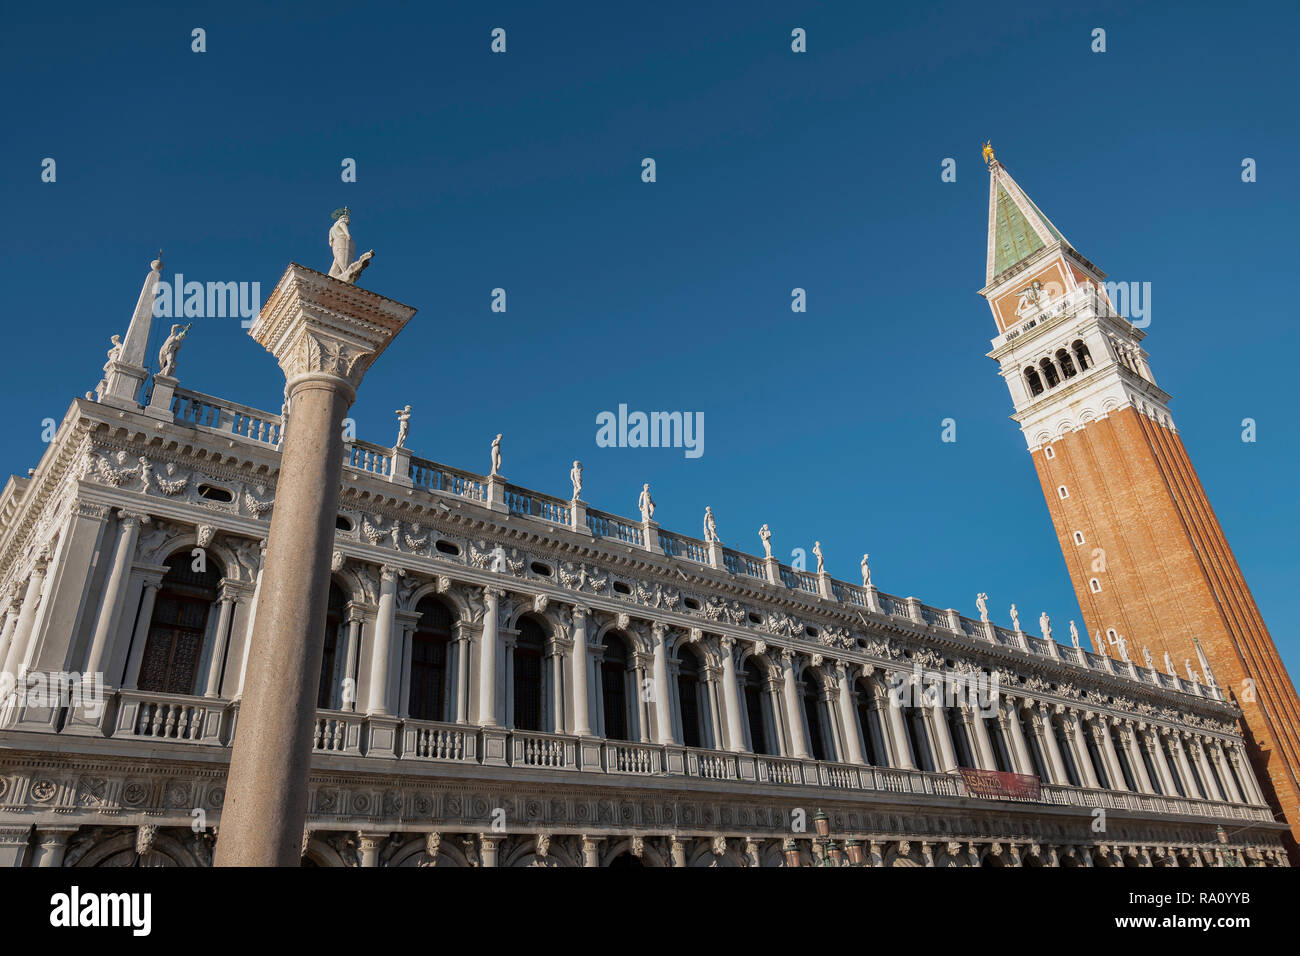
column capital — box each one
[117,509,152,527]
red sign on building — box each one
[958,768,1042,802]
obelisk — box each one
[215,225,415,866]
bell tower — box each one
[978,148,1300,860]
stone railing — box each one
[73,692,1275,822]
[156,389,1223,704]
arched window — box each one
[1024,366,1044,397]
[1040,358,1060,388]
[802,675,827,761]
[742,659,771,755]
[1056,348,1078,379]
[1073,339,1092,370]
[676,644,706,749]
[600,631,632,741]
[512,617,545,732]
[139,554,223,695]
[318,584,346,709]
[409,597,453,721]
[1090,578,1102,593]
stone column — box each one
[83,511,149,683]
[1227,744,1264,805]
[581,836,601,867]
[357,833,384,867]
[719,638,746,753]
[549,639,565,733]
[202,585,238,698]
[929,702,959,772]
[1064,711,1100,788]
[1190,738,1223,801]
[1120,722,1155,794]
[1,557,48,680]
[1149,729,1180,796]
[1093,718,1127,790]
[834,665,865,764]
[883,680,915,769]
[122,577,164,690]
[1171,734,1201,799]
[0,596,20,674]
[669,837,685,867]
[967,708,997,771]
[651,624,676,745]
[479,836,499,868]
[234,543,266,698]
[778,651,809,759]
[454,623,471,723]
[215,263,415,867]
[1034,705,1069,784]
[341,610,363,711]
[32,828,77,868]
[569,608,591,735]
[1209,741,1243,802]
[1002,701,1035,776]
[477,587,503,726]
[365,566,402,714]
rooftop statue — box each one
[860,553,872,588]
[570,461,583,501]
[703,506,720,544]
[982,140,996,167]
[1039,611,1052,642]
[394,405,411,449]
[976,592,989,623]
[328,207,374,284]
[759,524,772,559]
[1009,604,1020,632]
[490,434,502,476]
[813,541,825,574]
[158,323,191,377]
[638,484,655,523]
[1069,620,1080,649]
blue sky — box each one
[3,1,1297,674]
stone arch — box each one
[601,837,667,868]
[402,580,474,623]
[72,828,204,867]
[143,530,245,584]
[500,835,580,868]
[302,836,349,867]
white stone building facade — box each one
[0,263,1288,868]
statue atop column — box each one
[1039,611,1052,641]
[95,334,122,399]
[394,405,411,449]
[1143,646,1154,669]
[1115,633,1130,662]
[759,524,772,559]
[157,323,192,377]
[570,460,583,501]
[1186,659,1200,684]
[861,554,872,588]
[328,207,374,284]
[489,434,502,476]
[1009,604,1020,632]
[638,483,655,523]
[703,506,720,544]
[813,541,825,574]
[1164,651,1175,674]
[1069,620,1080,649]
[976,592,989,623]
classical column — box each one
[84,511,150,683]
[966,708,997,771]
[366,566,402,715]
[929,702,959,772]
[1149,729,1180,796]
[1,556,48,680]
[1190,738,1224,801]
[834,665,865,764]
[32,828,77,868]
[717,638,745,752]
[477,588,503,726]
[234,542,266,698]
[1001,701,1034,776]
[567,608,591,735]
[548,638,565,732]
[1093,717,1128,791]
[778,651,809,759]
[1064,711,1101,788]
[1227,744,1264,805]
[1170,734,1202,799]
[581,836,601,867]
[454,623,471,723]
[122,578,164,690]
[341,610,363,711]
[1035,705,1069,784]
[0,596,19,674]
[215,262,415,868]
[202,585,238,698]
[357,833,384,867]
[1209,741,1243,802]
[479,836,499,868]
[633,653,652,743]
[651,624,676,745]
[883,679,915,769]
[1121,722,1156,794]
